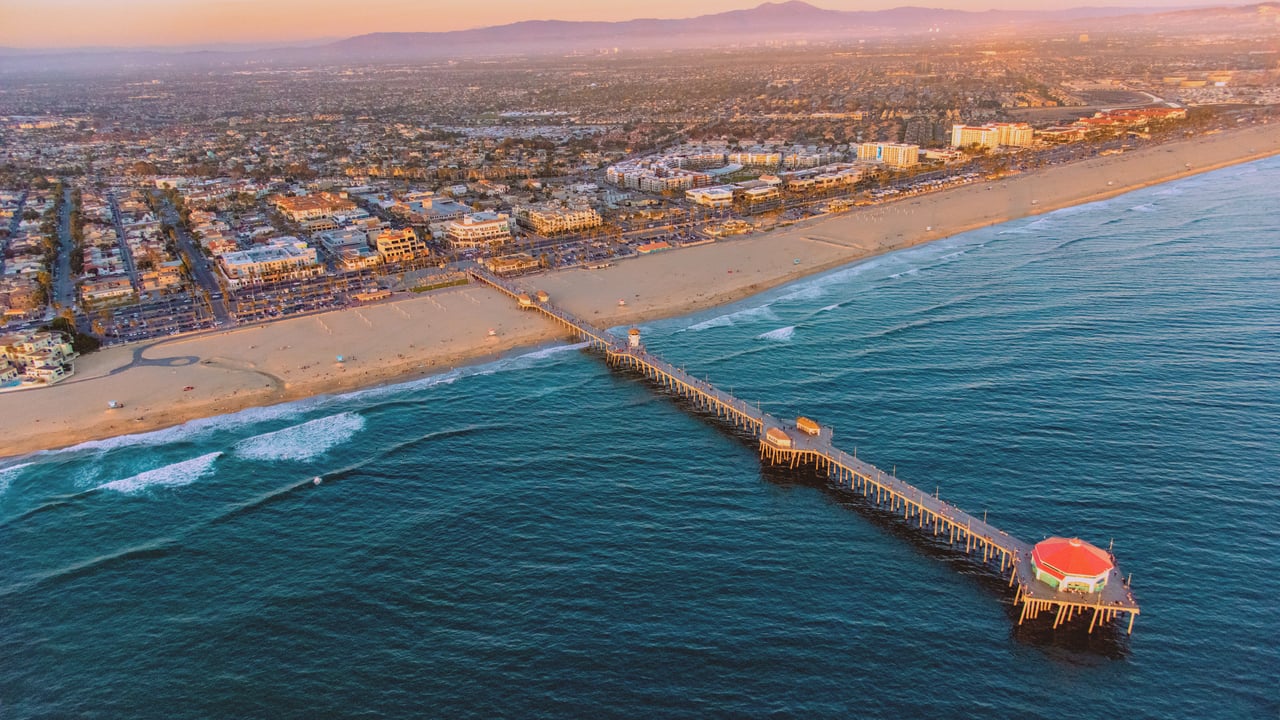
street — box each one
[154,193,234,326]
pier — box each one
[470,269,1141,635]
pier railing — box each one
[469,268,1140,635]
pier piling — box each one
[469,269,1140,636]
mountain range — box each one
[2,1,1276,71]
[327,1,1275,58]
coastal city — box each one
[3,2,1280,717]
[3,22,1278,390]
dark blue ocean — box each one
[3,157,1278,719]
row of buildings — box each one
[78,188,187,307]
[949,122,1035,149]
[0,329,76,387]
[185,183,593,287]
[608,141,924,194]
[0,187,55,321]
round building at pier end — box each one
[1030,537,1113,593]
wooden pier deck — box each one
[469,269,1141,635]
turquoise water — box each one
[2,157,1278,718]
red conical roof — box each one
[1031,537,1113,580]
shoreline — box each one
[3,122,1278,460]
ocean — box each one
[2,157,1277,718]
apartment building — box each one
[371,227,425,262]
[856,142,921,168]
[950,122,1034,149]
[445,212,513,250]
[516,203,602,236]
[218,239,322,289]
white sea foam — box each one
[96,452,222,494]
[791,255,889,291]
[776,283,827,303]
[819,303,842,313]
[234,412,367,462]
[339,368,462,404]
[1129,203,1159,213]
[0,462,34,495]
[340,342,589,404]
[684,305,778,332]
[54,401,324,456]
[1047,202,1103,217]
[685,315,736,332]
[757,325,796,342]
[503,341,590,366]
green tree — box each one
[44,316,101,354]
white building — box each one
[950,122,1034,149]
[728,150,782,167]
[685,186,735,208]
[218,238,321,289]
[316,228,368,255]
[446,212,514,250]
[516,203,602,236]
[856,142,920,168]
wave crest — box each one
[757,325,796,342]
[0,462,34,495]
[96,452,223,494]
[234,412,367,461]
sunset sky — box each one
[2,0,1218,49]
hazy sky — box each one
[2,0,1217,49]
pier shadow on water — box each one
[757,460,1132,659]
[612,356,1132,658]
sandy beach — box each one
[4,121,1278,458]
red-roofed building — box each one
[1031,537,1114,593]
[637,240,672,254]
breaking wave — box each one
[756,325,796,342]
[684,305,778,332]
[95,452,222,495]
[234,413,366,462]
[0,462,33,495]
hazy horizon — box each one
[0,0,1235,50]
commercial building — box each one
[1030,537,1114,593]
[316,228,369,256]
[515,203,602,236]
[636,240,672,254]
[950,122,1034,149]
[607,160,712,193]
[483,253,540,275]
[271,192,356,222]
[445,212,514,250]
[80,275,136,306]
[393,196,472,224]
[685,186,735,208]
[728,150,782,167]
[780,163,862,193]
[218,238,322,289]
[738,185,781,212]
[371,227,425,262]
[856,142,920,168]
[335,246,383,271]
[139,261,185,294]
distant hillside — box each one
[325,1,1223,59]
[2,2,1276,73]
